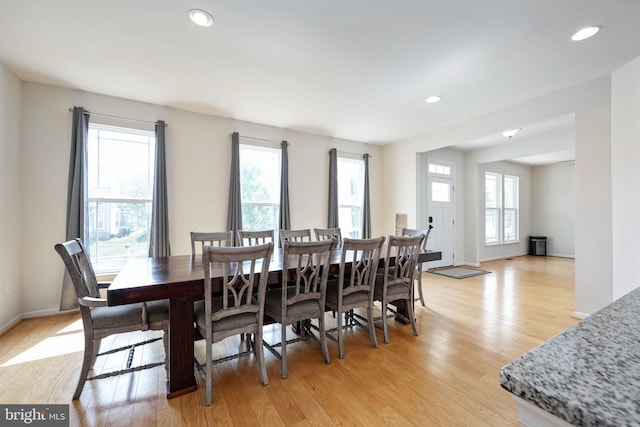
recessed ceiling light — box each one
[425,96,441,104]
[502,128,520,139]
[571,25,601,41]
[188,9,214,27]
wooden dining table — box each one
[107,247,441,399]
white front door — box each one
[426,162,455,268]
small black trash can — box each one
[529,236,547,256]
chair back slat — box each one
[339,236,385,297]
[384,235,424,286]
[279,228,312,246]
[282,240,334,308]
[237,229,275,247]
[190,231,233,254]
[55,238,100,300]
[401,227,432,251]
[314,227,342,247]
[203,243,273,322]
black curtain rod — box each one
[239,134,285,144]
[336,150,372,158]
[68,108,167,127]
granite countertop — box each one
[500,287,640,427]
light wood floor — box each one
[0,255,577,426]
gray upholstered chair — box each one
[401,227,432,306]
[237,229,275,247]
[325,236,385,358]
[54,238,168,400]
[314,227,342,247]
[194,243,273,405]
[279,228,312,245]
[263,240,334,378]
[374,234,424,343]
[190,231,233,254]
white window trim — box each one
[87,123,155,273]
[239,141,282,242]
[485,172,519,245]
[337,155,365,239]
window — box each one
[338,156,364,238]
[428,162,451,176]
[240,143,281,240]
[87,124,155,273]
[485,172,519,244]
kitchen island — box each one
[500,287,640,426]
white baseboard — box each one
[456,261,480,267]
[0,314,24,336]
[23,307,75,319]
[0,307,78,336]
[478,253,528,263]
[547,253,575,259]
[572,311,589,320]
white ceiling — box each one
[451,114,577,165]
[1,1,639,147]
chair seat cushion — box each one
[193,299,259,333]
[91,303,145,330]
[263,287,322,322]
[374,275,411,301]
[146,299,169,324]
[325,282,371,310]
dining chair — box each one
[263,240,334,378]
[314,227,342,247]
[279,228,312,245]
[401,226,432,307]
[190,231,233,254]
[325,236,385,359]
[374,234,424,344]
[194,242,273,405]
[237,229,275,247]
[54,238,169,400]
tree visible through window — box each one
[338,156,364,238]
[485,171,519,244]
[240,144,281,240]
[87,124,155,273]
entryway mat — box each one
[429,267,491,279]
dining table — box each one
[107,247,442,398]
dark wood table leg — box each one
[392,299,410,324]
[167,295,198,399]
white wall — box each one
[17,82,383,316]
[531,163,575,258]
[478,161,532,262]
[0,62,22,332]
[611,56,640,300]
[384,76,613,316]
[463,121,574,266]
[573,78,612,317]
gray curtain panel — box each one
[60,106,89,311]
[362,153,371,238]
[227,132,243,243]
[148,120,171,257]
[279,140,291,232]
[328,148,339,228]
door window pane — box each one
[431,182,450,202]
